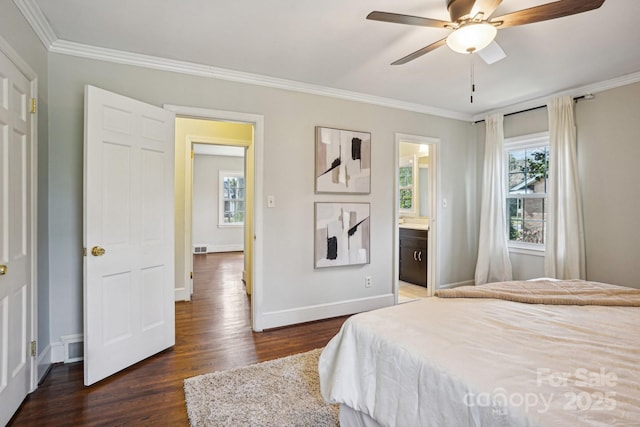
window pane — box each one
[507,198,523,241]
[400,189,412,209]
[237,188,245,200]
[399,166,412,187]
[509,150,525,173]
[526,147,548,194]
[522,198,545,244]
[509,172,526,194]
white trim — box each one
[259,295,394,331]
[40,38,470,121]
[508,244,545,257]
[437,279,474,289]
[50,341,64,364]
[36,343,52,383]
[472,71,640,122]
[165,105,265,331]
[504,132,549,149]
[204,244,244,253]
[0,32,37,80]
[394,134,441,300]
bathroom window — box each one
[399,157,416,215]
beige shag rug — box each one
[183,348,339,426]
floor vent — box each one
[62,334,84,363]
[193,246,207,254]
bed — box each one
[318,280,640,427]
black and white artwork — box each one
[315,126,371,194]
[314,202,370,268]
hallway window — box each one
[219,171,244,226]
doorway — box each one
[394,133,440,303]
[167,106,265,331]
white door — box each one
[0,49,34,425]
[84,85,175,386]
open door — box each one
[0,46,35,426]
[83,85,175,386]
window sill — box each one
[218,223,243,229]
[508,243,545,257]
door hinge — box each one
[30,340,36,357]
[30,98,36,114]
[190,271,193,279]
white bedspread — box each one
[318,297,640,427]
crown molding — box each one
[471,71,640,122]
[13,0,57,49]
[47,39,471,121]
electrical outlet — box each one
[365,276,372,288]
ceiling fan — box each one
[367,0,606,65]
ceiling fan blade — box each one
[477,40,506,64]
[391,38,448,65]
[491,0,605,29]
[367,11,452,29]
[470,0,503,19]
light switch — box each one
[267,195,276,208]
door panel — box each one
[0,47,33,426]
[84,85,175,386]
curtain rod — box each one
[473,94,591,124]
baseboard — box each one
[193,243,243,254]
[37,343,53,383]
[258,294,395,331]
[438,279,474,289]
[175,285,190,301]
[207,244,243,253]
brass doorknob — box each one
[91,246,106,257]
[0,265,6,275]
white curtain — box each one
[545,96,586,279]
[475,113,512,285]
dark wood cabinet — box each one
[399,228,428,287]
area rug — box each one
[183,348,339,426]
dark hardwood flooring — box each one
[10,252,348,426]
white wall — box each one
[576,83,640,288]
[475,82,640,288]
[45,52,476,338]
[193,154,244,252]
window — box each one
[505,133,549,248]
[219,171,244,226]
[399,156,416,214]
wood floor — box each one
[9,252,348,426]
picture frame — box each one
[315,126,371,194]
[314,202,370,268]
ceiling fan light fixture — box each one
[446,22,497,54]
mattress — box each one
[318,282,640,427]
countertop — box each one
[398,223,429,231]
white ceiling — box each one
[20,0,640,120]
